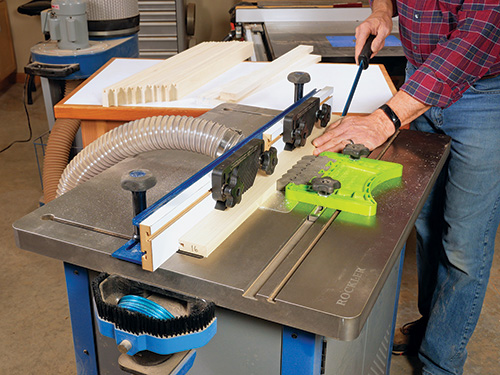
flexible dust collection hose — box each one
[42,118,81,203]
[42,80,83,203]
[56,115,244,198]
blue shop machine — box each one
[25,0,140,129]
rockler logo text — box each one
[336,267,365,306]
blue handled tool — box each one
[341,34,376,117]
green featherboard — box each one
[284,152,403,216]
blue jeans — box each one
[406,63,500,375]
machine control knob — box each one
[291,120,308,148]
[316,103,332,128]
[310,176,341,196]
[343,144,370,159]
[222,180,243,208]
[121,169,157,240]
[260,147,278,175]
[288,71,311,102]
[121,169,157,193]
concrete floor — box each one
[0,83,75,373]
[0,82,499,374]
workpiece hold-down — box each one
[283,97,321,151]
[280,153,403,216]
[212,139,278,210]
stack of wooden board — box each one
[211,45,321,103]
[102,41,254,107]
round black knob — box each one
[287,71,311,102]
[310,177,341,196]
[121,169,157,192]
[317,103,332,128]
[343,144,370,159]
[121,169,157,240]
[223,181,243,208]
[260,147,278,175]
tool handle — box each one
[359,34,375,70]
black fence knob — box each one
[121,169,157,240]
[288,71,311,102]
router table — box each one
[14,61,450,375]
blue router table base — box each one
[64,248,404,375]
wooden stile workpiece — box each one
[214,45,321,103]
[102,41,254,107]
[178,125,331,258]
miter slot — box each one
[221,107,277,117]
[40,214,131,240]
[242,205,327,300]
[266,210,339,302]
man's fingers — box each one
[313,119,345,147]
[355,27,371,65]
[354,12,393,64]
[371,31,389,54]
[313,132,335,148]
[313,139,341,155]
[313,138,353,156]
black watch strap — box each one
[378,104,401,131]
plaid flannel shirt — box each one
[381,1,500,108]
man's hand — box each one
[312,110,396,156]
[313,91,431,155]
[355,0,394,64]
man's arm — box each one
[313,0,430,155]
[400,3,500,108]
[312,91,430,155]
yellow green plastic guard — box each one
[285,152,403,216]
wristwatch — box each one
[378,104,401,131]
